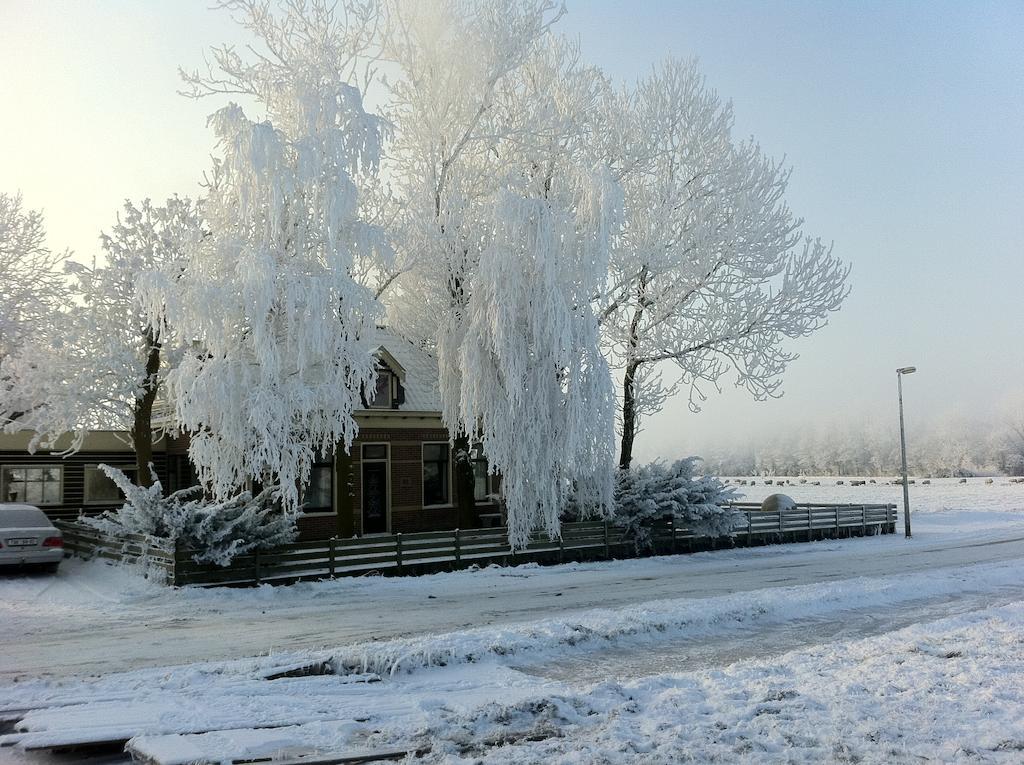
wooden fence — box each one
[56,522,176,582]
[56,503,896,588]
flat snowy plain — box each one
[2,477,1023,763]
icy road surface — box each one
[2,508,1024,680]
[3,499,1024,765]
[4,538,1024,764]
[519,580,1024,684]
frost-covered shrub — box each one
[80,465,299,566]
[613,458,739,550]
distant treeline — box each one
[699,417,1024,478]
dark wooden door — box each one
[361,461,388,534]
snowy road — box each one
[4,510,1024,764]
[3,511,1024,680]
[520,581,1024,684]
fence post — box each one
[671,523,677,554]
[747,511,752,546]
[807,505,813,541]
[835,505,840,536]
[253,549,262,585]
[603,520,610,560]
[328,537,336,578]
[454,528,461,566]
[395,533,404,574]
[172,541,183,587]
[558,533,564,563]
[861,506,866,535]
[778,509,784,541]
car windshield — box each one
[0,505,52,529]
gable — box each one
[373,330,442,413]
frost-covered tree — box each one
[613,457,738,549]
[149,0,385,511]
[82,465,296,566]
[381,2,618,545]
[999,394,1024,476]
[599,60,850,469]
[379,0,567,534]
[699,411,1024,479]
[0,192,70,364]
[0,198,201,485]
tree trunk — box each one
[132,331,161,488]
[453,431,478,529]
[619,277,647,471]
[619,359,640,471]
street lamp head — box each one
[897,366,917,375]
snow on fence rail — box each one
[55,522,176,581]
[56,503,897,587]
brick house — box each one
[0,332,500,540]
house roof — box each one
[374,329,442,413]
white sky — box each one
[1,0,1022,462]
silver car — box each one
[0,503,64,572]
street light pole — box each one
[897,366,916,538]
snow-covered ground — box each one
[3,507,1024,681]
[3,563,1024,764]
[2,484,1024,763]
[727,474,1024,513]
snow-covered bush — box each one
[612,458,739,550]
[80,466,298,566]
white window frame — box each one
[421,441,453,509]
[470,444,492,504]
[1,464,64,506]
[368,368,393,409]
[83,463,137,505]
[360,442,391,534]
[300,458,336,517]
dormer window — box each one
[366,346,407,410]
[370,367,392,409]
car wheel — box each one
[42,562,60,574]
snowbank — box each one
[407,601,1024,763]
[6,564,1022,764]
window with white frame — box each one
[300,457,333,515]
[422,443,450,506]
[1,465,63,505]
[362,443,388,461]
[471,443,490,502]
[369,367,392,408]
[84,464,137,504]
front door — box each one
[361,460,388,534]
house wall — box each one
[306,412,500,540]
[0,432,174,521]
[350,427,458,535]
[2,416,499,539]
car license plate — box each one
[8,538,36,546]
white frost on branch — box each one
[0,197,200,467]
[601,59,851,467]
[453,170,619,547]
[81,465,297,567]
[146,0,385,511]
[0,192,70,365]
[613,457,738,549]
[380,4,618,545]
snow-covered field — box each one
[3,482,1024,763]
[728,474,1024,513]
